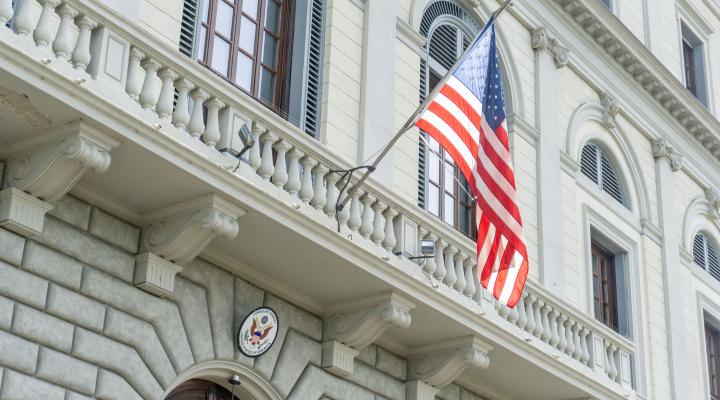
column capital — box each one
[652,138,684,172]
[531,27,568,68]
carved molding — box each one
[4,121,119,203]
[324,292,415,349]
[651,138,684,172]
[0,187,54,237]
[600,91,620,129]
[407,336,492,388]
[531,27,569,68]
[140,194,246,265]
[705,188,720,220]
[320,341,359,378]
[134,252,183,297]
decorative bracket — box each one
[140,194,246,265]
[3,120,118,203]
[651,138,684,172]
[321,292,414,376]
[407,336,492,388]
[531,27,569,68]
[600,91,620,129]
[705,188,720,220]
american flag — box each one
[415,20,528,307]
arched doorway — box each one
[165,379,236,400]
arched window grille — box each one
[580,142,626,206]
[694,232,720,280]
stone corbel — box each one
[531,27,569,68]
[600,91,620,129]
[322,292,415,377]
[705,188,720,220]
[652,138,684,172]
[135,194,245,296]
[406,336,492,397]
[0,121,118,237]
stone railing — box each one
[0,0,636,394]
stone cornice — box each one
[551,0,720,163]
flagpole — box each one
[336,0,513,211]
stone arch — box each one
[682,196,720,253]
[162,361,283,400]
[566,101,651,221]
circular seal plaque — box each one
[238,307,279,358]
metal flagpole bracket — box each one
[328,165,375,233]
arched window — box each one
[418,0,484,237]
[694,232,720,280]
[166,379,237,399]
[580,142,626,206]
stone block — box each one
[72,328,163,399]
[89,208,140,253]
[0,260,48,309]
[37,347,98,395]
[103,308,177,388]
[22,241,83,290]
[11,304,74,352]
[49,195,91,231]
[437,383,460,400]
[37,217,135,282]
[0,295,13,330]
[0,188,54,238]
[66,392,94,400]
[0,370,65,400]
[376,347,407,380]
[357,344,377,366]
[174,277,215,363]
[95,369,143,400]
[272,330,322,397]
[0,330,39,375]
[134,252,182,297]
[349,360,405,400]
[0,227,25,266]
[405,380,439,400]
[46,284,106,332]
[234,277,264,365]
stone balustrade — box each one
[0,0,636,394]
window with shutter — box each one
[694,233,720,281]
[179,0,325,137]
[580,142,627,206]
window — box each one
[580,143,626,206]
[600,0,612,10]
[694,233,720,280]
[707,321,720,400]
[681,22,708,106]
[592,242,619,330]
[180,0,326,136]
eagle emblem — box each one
[238,307,278,357]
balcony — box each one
[0,0,638,398]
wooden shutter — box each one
[580,143,625,205]
[180,0,201,57]
[303,0,326,137]
[580,143,599,184]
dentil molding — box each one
[531,27,569,68]
[407,336,492,388]
[3,120,119,203]
[140,194,246,265]
[322,292,415,376]
[651,138,684,172]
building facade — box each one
[0,0,719,399]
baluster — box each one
[508,300,520,323]
[498,303,510,319]
[347,189,363,232]
[540,304,551,343]
[337,189,351,230]
[359,193,375,238]
[188,88,209,139]
[532,300,544,337]
[285,148,303,196]
[0,0,13,25]
[13,0,35,36]
[524,294,536,334]
[271,140,291,187]
[53,5,79,60]
[382,207,398,251]
[557,315,567,352]
[607,344,618,381]
[256,132,277,180]
[311,165,329,211]
[324,173,340,217]
[203,97,224,147]
[572,323,582,360]
[443,246,457,286]
[71,15,96,70]
[548,310,560,347]
[433,239,447,281]
[463,257,476,298]
[515,293,527,329]
[139,58,161,109]
[454,252,467,293]
[34,0,60,47]
[248,123,264,172]
[172,78,193,130]
[422,233,437,275]
[564,319,575,356]
[370,200,386,246]
[472,263,483,304]
[156,68,178,120]
[299,156,317,203]
[579,327,590,365]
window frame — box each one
[707,321,720,400]
[679,18,711,108]
[591,241,619,331]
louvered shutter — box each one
[580,143,626,205]
[695,233,708,268]
[580,144,599,184]
[708,242,720,280]
[303,0,325,137]
[694,233,720,281]
[600,151,624,203]
[179,0,201,58]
